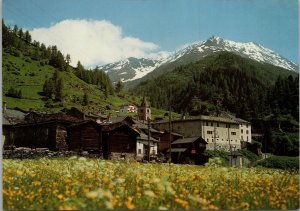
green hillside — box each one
[133,51,299,121]
[1,22,137,114]
[1,21,178,119]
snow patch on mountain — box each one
[101,36,298,83]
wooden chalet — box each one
[102,124,140,159]
[67,120,102,153]
[64,107,107,123]
[7,120,72,151]
[170,137,208,165]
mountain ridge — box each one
[102,36,298,83]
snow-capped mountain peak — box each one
[102,36,298,83]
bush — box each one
[13,50,20,57]
[205,150,229,166]
[205,157,226,167]
[238,149,261,162]
[255,156,299,170]
[6,87,22,98]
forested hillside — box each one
[134,51,298,121]
[2,21,139,113]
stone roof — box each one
[137,131,159,142]
[133,120,162,133]
[2,108,27,125]
[172,137,207,145]
[154,115,241,125]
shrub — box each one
[238,149,261,162]
[205,157,224,167]
[6,87,22,98]
[13,50,20,57]
[205,150,229,166]
[256,155,299,170]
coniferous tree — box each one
[55,79,63,101]
[24,30,31,43]
[115,80,123,93]
[82,92,89,106]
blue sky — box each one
[3,0,299,66]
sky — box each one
[3,0,299,67]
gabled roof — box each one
[68,120,102,129]
[3,108,27,125]
[172,137,207,145]
[154,115,240,125]
[12,119,73,127]
[107,116,135,125]
[4,108,26,119]
[133,119,162,134]
[137,131,159,142]
[162,130,184,137]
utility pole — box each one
[147,117,151,162]
[168,87,172,164]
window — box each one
[231,132,236,135]
[235,140,237,142]
[246,130,249,134]
[241,129,243,134]
[217,123,219,127]
[241,136,244,140]
[138,149,142,154]
[226,140,228,141]
[247,136,249,141]
[231,140,233,142]
[207,131,213,134]
[246,124,248,128]
[206,122,209,126]
[207,138,209,142]
[212,138,214,142]
[211,122,213,127]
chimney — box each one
[3,101,7,113]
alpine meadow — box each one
[2,0,299,210]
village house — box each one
[101,116,160,160]
[67,120,102,153]
[119,105,138,114]
[7,120,71,151]
[153,115,251,151]
[101,124,140,159]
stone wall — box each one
[3,148,102,159]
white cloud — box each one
[30,19,162,67]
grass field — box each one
[3,158,299,210]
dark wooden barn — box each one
[8,120,71,151]
[102,124,139,159]
[170,137,208,165]
[67,120,102,153]
[159,131,183,152]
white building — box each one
[119,105,138,113]
[153,115,251,151]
